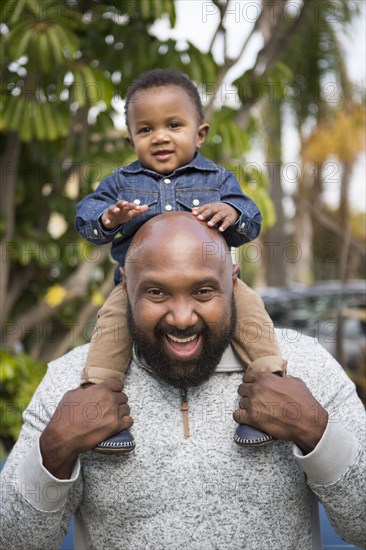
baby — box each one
[75,68,286,453]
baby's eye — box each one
[139,127,151,134]
[169,122,181,129]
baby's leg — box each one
[232,279,287,447]
[81,283,132,385]
[231,279,286,373]
[81,283,135,453]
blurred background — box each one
[0,0,365,457]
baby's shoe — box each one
[94,429,135,454]
[234,424,275,447]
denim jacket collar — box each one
[118,152,219,177]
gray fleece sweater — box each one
[0,331,365,550]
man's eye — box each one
[147,289,164,297]
[195,288,214,298]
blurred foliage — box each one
[0,350,46,457]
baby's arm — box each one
[75,173,148,244]
[193,169,262,247]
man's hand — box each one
[192,202,239,231]
[233,370,328,454]
[101,200,149,229]
[39,379,133,479]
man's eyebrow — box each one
[136,277,222,290]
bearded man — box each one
[1,213,365,550]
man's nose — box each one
[165,299,198,329]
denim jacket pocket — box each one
[119,188,158,210]
[176,187,221,210]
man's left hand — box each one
[233,370,329,454]
[192,202,239,231]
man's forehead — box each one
[134,266,224,289]
[126,238,232,276]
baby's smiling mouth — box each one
[153,150,174,158]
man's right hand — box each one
[101,200,148,229]
[39,379,133,479]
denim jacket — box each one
[75,153,261,279]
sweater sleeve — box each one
[0,365,84,550]
[292,350,366,549]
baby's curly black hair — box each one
[124,68,204,126]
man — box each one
[1,213,365,549]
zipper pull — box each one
[180,388,189,439]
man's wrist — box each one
[293,410,328,455]
[39,429,78,480]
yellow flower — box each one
[91,290,105,307]
[44,285,67,308]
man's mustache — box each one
[155,325,206,339]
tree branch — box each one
[307,201,366,260]
[3,248,111,348]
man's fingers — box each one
[239,396,250,410]
[120,415,134,430]
[233,408,248,425]
[100,378,124,392]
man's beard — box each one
[126,297,236,388]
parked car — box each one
[258,280,366,402]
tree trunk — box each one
[262,100,287,287]
[293,157,314,284]
[335,161,353,366]
[0,132,21,330]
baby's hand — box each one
[101,200,148,229]
[192,202,239,231]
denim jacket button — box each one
[133,199,141,205]
[93,229,98,236]
[240,222,246,229]
[192,199,200,206]
[165,204,173,211]
[163,178,171,184]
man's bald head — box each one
[124,212,236,285]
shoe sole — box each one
[234,435,276,447]
[93,442,136,454]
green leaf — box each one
[38,31,52,73]
[32,101,47,140]
[19,103,33,141]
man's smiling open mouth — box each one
[165,332,201,359]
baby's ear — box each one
[196,123,209,148]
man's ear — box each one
[232,263,239,291]
[125,135,134,149]
[196,123,209,148]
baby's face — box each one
[126,85,208,175]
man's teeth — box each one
[167,334,198,343]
